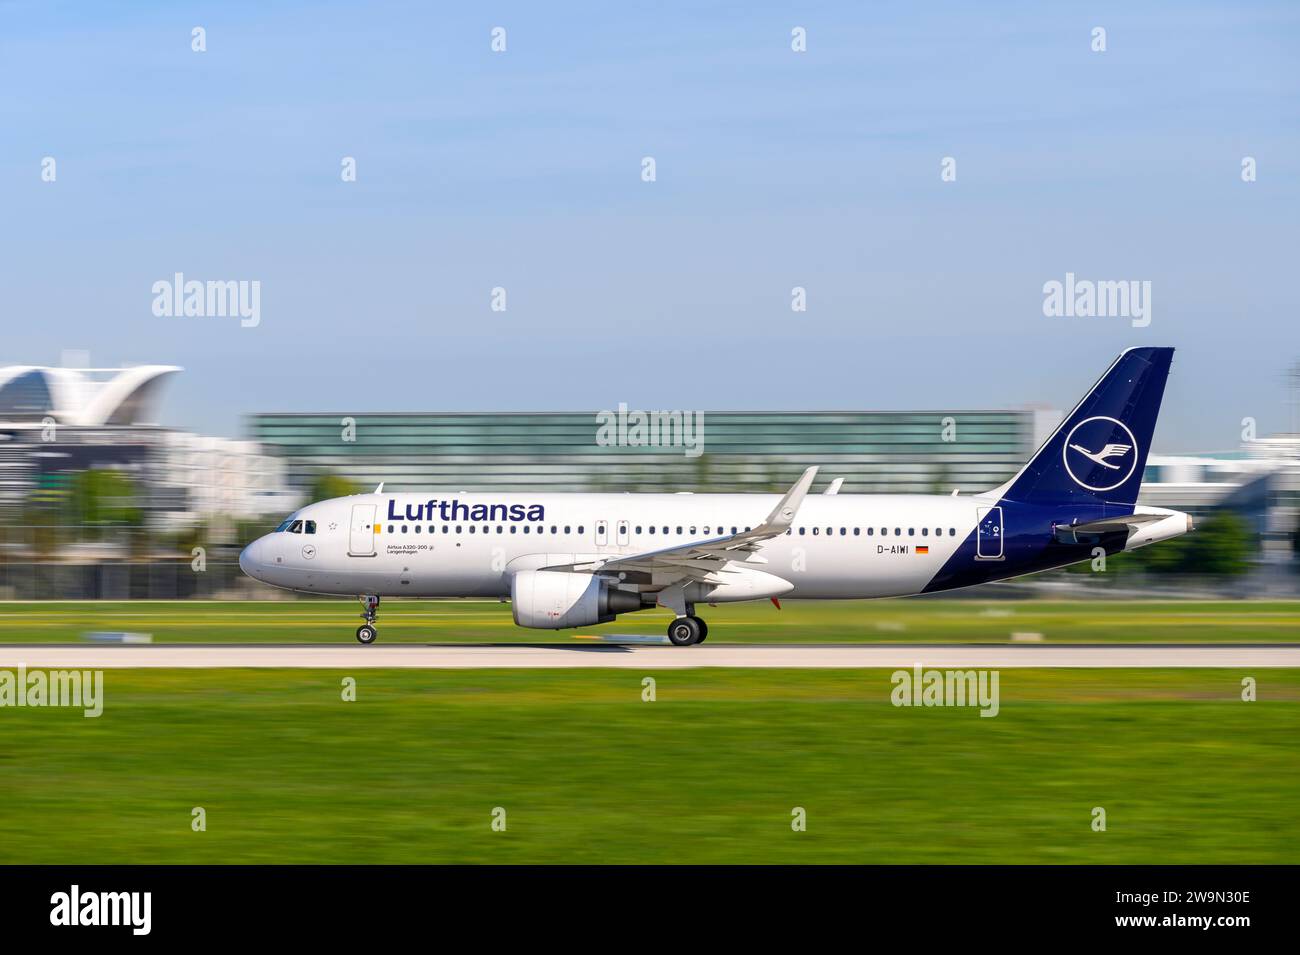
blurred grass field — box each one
[1,668,1297,864]
[4,598,1299,643]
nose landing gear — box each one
[356,595,380,644]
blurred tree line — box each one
[14,469,145,558]
[9,468,368,559]
[1071,511,1254,577]
[5,467,1283,583]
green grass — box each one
[1,668,1297,863]
[5,598,1300,644]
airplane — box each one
[239,346,1192,645]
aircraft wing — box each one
[543,466,819,585]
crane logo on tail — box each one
[1062,416,1139,492]
[1068,442,1131,470]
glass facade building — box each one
[248,409,1055,499]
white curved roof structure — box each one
[0,365,181,426]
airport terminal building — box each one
[247,409,1064,499]
[0,364,292,532]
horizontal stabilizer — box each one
[1053,513,1165,544]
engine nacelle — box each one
[510,570,643,629]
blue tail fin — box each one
[999,347,1174,508]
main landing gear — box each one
[356,595,380,644]
[666,614,708,647]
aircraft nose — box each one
[239,537,267,578]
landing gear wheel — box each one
[357,595,380,644]
[695,617,708,643]
[667,616,703,647]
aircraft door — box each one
[595,520,608,547]
[976,506,1003,560]
[616,520,629,546]
[349,504,377,556]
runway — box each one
[2,643,1299,669]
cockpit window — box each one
[288,520,303,534]
[305,520,316,535]
[275,519,294,532]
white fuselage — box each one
[240,491,990,601]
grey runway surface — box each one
[2,643,1299,669]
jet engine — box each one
[510,570,644,629]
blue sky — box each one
[1,1,1297,450]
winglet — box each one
[374,482,384,494]
[762,466,818,531]
[823,477,843,496]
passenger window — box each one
[578,526,585,534]
[867,528,874,536]
[840,528,847,536]
[414,525,421,534]
[467,525,474,534]
[649,526,656,534]
[894,528,901,536]
[455,525,463,533]
[401,525,408,534]
[908,528,914,536]
[689,526,696,535]
[636,526,642,534]
[853,528,859,536]
[387,524,394,533]
[510,526,517,534]
[799,527,806,535]
[812,527,819,535]
[921,528,928,536]
[949,528,956,536]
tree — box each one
[308,471,364,503]
[1181,511,1252,576]
[67,469,142,535]
[1107,510,1253,577]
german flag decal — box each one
[916,545,929,555]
